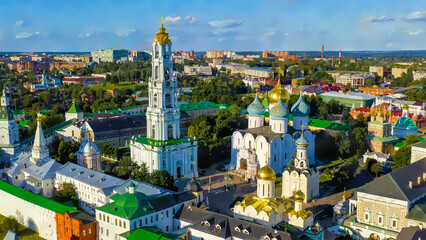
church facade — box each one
[230,91,315,176]
[282,130,320,203]
[130,21,198,179]
[0,88,20,163]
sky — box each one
[0,0,425,52]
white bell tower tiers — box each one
[146,17,180,141]
[130,19,198,179]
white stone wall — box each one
[411,146,426,163]
[0,187,57,240]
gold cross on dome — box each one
[265,152,269,165]
[161,17,164,24]
[301,125,305,134]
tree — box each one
[150,170,177,191]
[405,134,420,146]
[132,162,151,183]
[334,132,350,157]
[2,216,20,232]
[371,163,382,178]
[56,140,80,164]
[56,182,76,201]
[392,145,411,170]
[348,127,368,155]
[114,157,139,179]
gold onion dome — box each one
[154,18,171,45]
[268,81,290,105]
[257,165,276,181]
[294,189,305,202]
[403,103,409,110]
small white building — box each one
[55,162,125,214]
[76,133,102,172]
[96,179,195,240]
[65,100,84,122]
[7,119,62,198]
[411,141,426,164]
[363,151,391,165]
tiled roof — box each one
[0,180,76,214]
[357,158,426,202]
[22,159,63,180]
[119,227,174,240]
[87,115,146,133]
[56,162,124,196]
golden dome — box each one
[403,103,409,110]
[268,81,290,105]
[294,190,305,202]
[154,18,171,45]
[257,165,276,180]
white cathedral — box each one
[130,20,198,179]
[230,85,315,177]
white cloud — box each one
[116,29,135,37]
[35,32,40,35]
[386,42,399,48]
[15,32,32,39]
[164,16,181,24]
[15,20,24,27]
[208,19,242,28]
[264,31,275,36]
[363,15,394,23]
[218,38,225,42]
[285,32,290,36]
[184,16,198,25]
[406,11,426,21]
[78,32,92,38]
[407,28,424,36]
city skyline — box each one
[0,0,425,52]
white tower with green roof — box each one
[65,100,83,121]
[0,88,20,158]
[130,19,198,179]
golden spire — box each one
[154,17,171,45]
[342,187,348,200]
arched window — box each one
[168,125,174,139]
[165,94,171,108]
[151,126,155,139]
[155,66,159,79]
[155,44,159,58]
[153,93,158,108]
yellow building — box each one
[349,158,426,240]
[370,66,384,77]
[392,67,408,78]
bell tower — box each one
[146,17,180,141]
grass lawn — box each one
[89,81,140,91]
[322,159,344,169]
[0,214,45,240]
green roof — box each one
[412,140,426,149]
[39,110,50,115]
[11,109,24,115]
[119,227,174,240]
[395,138,425,148]
[369,120,392,126]
[179,101,229,111]
[393,116,417,129]
[24,119,76,143]
[366,135,399,143]
[308,118,351,132]
[97,192,154,219]
[67,102,82,113]
[0,180,76,214]
[132,137,195,147]
[106,105,146,114]
[406,202,426,222]
[18,120,29,128]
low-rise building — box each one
[320,91,376,108]
[348,158,426,240]
[336,74,374,87]
[244,67,274,78]
[216,63,248,75]
[55,211,97,240]
[91,49,129,63]
[183,65,212,76]
[96,180,195,240]
[11,109,25,121]
[55,162,125,214]
[411,140,426,164]
[178,101,229,120]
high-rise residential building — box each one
[130,21,198,179]
[392,67,408,78]
[91,49,129,63]
[369,66,385,77]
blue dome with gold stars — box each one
[270,97,289,120]
[247,95,266,117]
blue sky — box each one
[0,0,425,52]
